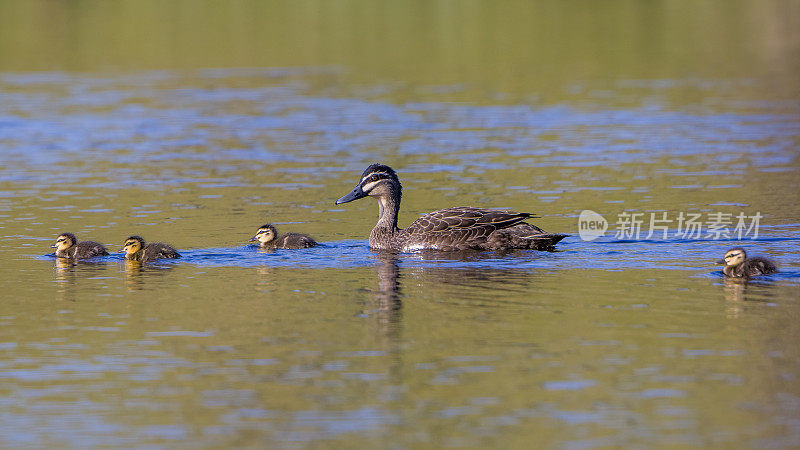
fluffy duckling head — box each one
[717,247,746,267]
[122,235,145,256]
[52,233,77,252]
[249,224,277,245]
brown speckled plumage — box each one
[123,235,181,263]
[335,164,566,252]
[717,247,777,278]
[250,224,317,249]
[51,232,109,259]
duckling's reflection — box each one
[255,246,277,255]
[255,266,278,289]
[54,257,76,271]
[722,277,778,318]
[54,258,107,301]
[54,258,78,302]
[123,259,144,291]
[123,259,176,292]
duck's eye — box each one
[370,174,379,182]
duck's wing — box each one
[487,223,568,250]
[403,207,532,249]
[407,207,532,232]
[145,243,181,260]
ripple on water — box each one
[1,66,800,449]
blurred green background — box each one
[2,0,798,102]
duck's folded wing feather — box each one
[404,207,531,241]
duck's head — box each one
[51,232,76,251]
[122,235,145,255]
[335,164,402,205]
[250,224,277,245]
[717,247,746,267]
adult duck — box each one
[335,164,566,252]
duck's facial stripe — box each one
[360,172,392,192]
[362,180,381,192]
[360,172,390,184]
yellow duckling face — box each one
[249,225,276,245]
[718,247,746,267]
[122,236,144,256]
[51,233,75,252]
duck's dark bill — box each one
[335,186,366,205]
[716,259,726,265]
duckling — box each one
[717,247,777,278]
[335,164,567,252]
[122,235,181,263]
[249,224,317,249]
[51,232,109,259]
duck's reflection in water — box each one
[722,277,778,319]
[367,250,548,386]
[255,266,278,291]
[54,258,107,301]
[401,250,545,305]
[54,258,78,302]
[368,250,547,337]
[367,252,404,347]
[123,259,176,292]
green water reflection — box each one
[1,0,798,102]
